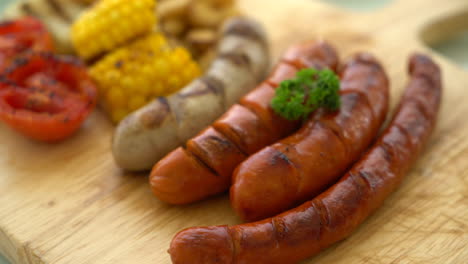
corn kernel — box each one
[72,0,156,60]
[128,95,147,111]
[167,75,182,92]
[91,33,201,123]
[107,87,126,108]
[154,59,170,77]
[121,76,133,89]
[151,82,164,96]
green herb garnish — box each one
[271,68,341,120]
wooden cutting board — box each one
[0,0,467,263]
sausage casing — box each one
[169,54,442,264]
[231,53,390,221]
[150,41,339,204]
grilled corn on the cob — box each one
[90,33,201,123]
[72,0,157,60]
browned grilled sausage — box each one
[168,54,442,264]
[231,53,390,222]
[149,41,339,205]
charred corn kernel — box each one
[72,0,157,60]
[90,33,201,123]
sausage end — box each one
[169,226,234,264]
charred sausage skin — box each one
[169,54,442,264]
[231,53,390,222]
[150,41,339,205]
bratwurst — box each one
[150,40,339,204]
[169,54,441,264]
[231,53,389,222]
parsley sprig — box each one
[271,68,341,120]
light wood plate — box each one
[0,0,467,263]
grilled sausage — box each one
[231,53,390,222]
[168,54,442,264]
[112,17,270,171]
[150,40,340,204]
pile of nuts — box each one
[158,0,239,70]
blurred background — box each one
[0,0,466,263]
[325,0,468,69]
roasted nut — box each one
[162,18,186,37]
[158,0,191,20]
[158,0,240,66]
[186,28,217,51]
[202,0,235,8]
[188,1,226,28]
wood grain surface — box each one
[0,0,467,263]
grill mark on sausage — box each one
[378,142,395,163]
[210,126,248,156]
[350,171,372,195]
[404,97,432,121]
[218,52,252,70]
[272,217,288,242]
[379,143,407,176]
[269,218,280,247]
[283,60,301,72]
[395,104,429,145]
[214,105,270,155]
[237,101,269,126]
[225,227,237,264]
[316,92,370,156]
[345,54,384,73]
[178,77,224,98]
[213,123,248,155]
[188,131,247,178]
[392,121,412,144]
[183,146,219,177]
[409,55,441,86]
[316,120,349,156]
[176,86,212,98]
[206,135,235,150]
[269,148,292,166]
[311,200,329,237]
[140,97,171,129]
[415,71,440,88]
[353,171,377,193]
[223,20,265,43]
[339,82,379,122]
[46,0,72,22]
[194,76,226,104]
[158,97,170,110]
[322,44,338,68]
[304,60,326,70]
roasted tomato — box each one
[0,17,53,71]
[0,52,97,142]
